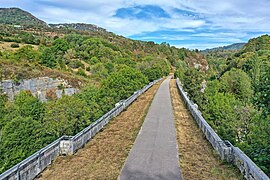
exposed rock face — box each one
[0,77,79,102]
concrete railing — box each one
[176,78,269,180]
[0,78,162,180]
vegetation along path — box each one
[119,77,182,180]
[38,81,162,180]
[170,79,242,180]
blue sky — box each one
[1,0,270,49]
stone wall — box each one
[0,77,79,102]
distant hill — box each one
[0,8,47,28]
[49,23,107,33]
[241,34,270,52]
[202,43,246,53]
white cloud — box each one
[1,0,270,49]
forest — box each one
[175,34,270,175]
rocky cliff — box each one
[0,77,79,102]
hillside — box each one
[241,34,270,52]
[0,8,47,28]
[202,43,246,53]
[50,23,107,33]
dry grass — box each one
[71,60,91,76]
[38,81,161,180]
[170,79,242,180]
[0,41,38,51]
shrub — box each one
[68,60,85,69]
[10,43,19,48]
[43,95,90,138]
[86,66,91,71]
[76,68,87,77]
[101,65,148,104]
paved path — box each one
[119,77,182,180]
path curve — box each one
[119,77,182,180]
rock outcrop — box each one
[0,77,79,102]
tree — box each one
[51,38,69,53]
[204,91,239,143]
[41,47,57,68]
[0,116,47,173]
[220,68,253,103]
[43,95,90,138]
[101,65,148,104]
[182,68,205,105]
[0,92,7,129]
[76,86,104,122]
[246,114,270,174]
[142,66,163,82]
[254,67,270,115]
[13,45,41,62]
[13,91,45,121]
[90,62,109,80]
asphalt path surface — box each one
[119,77,182,180]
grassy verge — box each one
[38,81,162,180]
[170,79,242,180]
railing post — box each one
[59,138,74,155]
[16,164,20,180]
[37,151,41,174]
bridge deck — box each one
[38,82,161,180]
[119,77,182,180]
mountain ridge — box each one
[202,43,246,53]
[49,23,108,33]
[0,7,48,28]
[0,8,109,34]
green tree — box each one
[182,68,205,105]
[101,65,148,104]
[91,62,109,80]
[12,91,45,121]
[0,116,47,173]
[76,86,104,122]
[142,66,163,82]
[51,38,69,53]
[246,114,270,174]
[44,95,90,138]
[0,92,7,129]
[41,47,57,68]
[254,67,270,115]
[204,91,239,143]
[13,45,41,62]
[220,68,253,102]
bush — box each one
[68,60,85,69]
[76,68,87,77]
[43,95,90,138]
[13,45,41,62]
[86,66,91,71]
[220,68,253,102]
[0,116,48,173]
[10,43,19,48]
[101,65,148,104]
[142,67,163,82]
[13,91,45,120]
[41,48,57,68]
